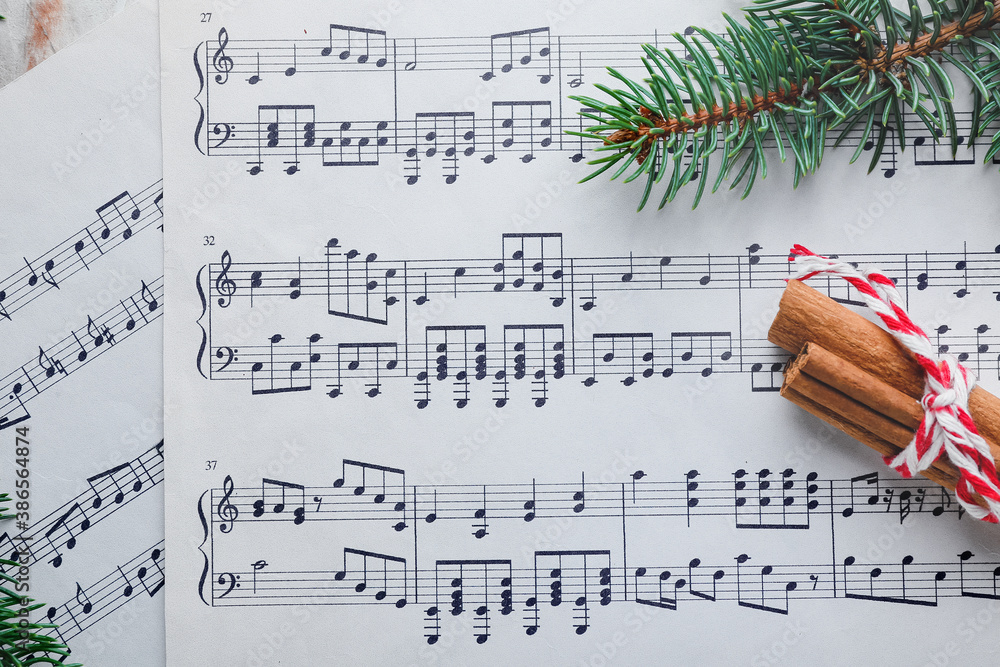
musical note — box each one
[334,547,407,607]
[842,472,880,518]
[333,459,406,530]
[493,324,564,408]
[140,279,159,311]
[328,341,398,400]
[688,558,725,601]
[421,325,487,408]
[137,547,165,597]
[914,128,976,166]
[487,101,552,164]
[494,232,564,294]
[430,560,512,643]
[523,479,537,522]
[95,191,141,242]
[248,52,262,85]
[322,24,389,67]
[86,462,143,508]
[37,345,67,379]
[321,120,388,167]
[954,242,971,298]
[589,332,654,386]
[734,554,797,615]
[253,104,316,174]
[117,566,135,598]
[842,555,944,606]
[252,478,306,525]
[482,27,551,81]
[44,503,91,567]
[74,582,93,614]
[567,52,583,88]
[957,551,1000,600]
[473,487,489,539]
[634,567,682,610]
[670,331,733,377]
[251,560,268,594]
[23,256,59,290]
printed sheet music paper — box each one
[161,1,1000,664]
[0,1,165,665]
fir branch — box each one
[1,560,81,666]
[0,495,12,521]
[571,0,1000,209]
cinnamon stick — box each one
[780,384,962,494]
[769,279,1000,452]
[782,343,964,487]
[785,342,1000,472]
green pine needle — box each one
[2,559,82,666]
[570,0,1000,209]
[0,495,11,521]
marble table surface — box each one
[0,0,130,89]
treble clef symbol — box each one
[213,28,234,85]
[217,475,239,533]
[215,250,237,308]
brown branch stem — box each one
[608,9,1000,162]
[860,9,1000,73]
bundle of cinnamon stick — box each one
[768,279,1000,507]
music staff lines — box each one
[208,556,1000,615]
[202,29,706,84]
[0,442,163,573]
[205,243,1000,307]
[199,26,995,88]
[208,468,965,532]
[38,541,165,652]
[0,276,163,431]
[201,109,999,178]
[0,181,163,323]
[197,23,1000,178]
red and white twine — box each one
[790,244,1000,523]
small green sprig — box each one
[1,560,82,666]
[571,0,1000,210]
[0,495,12,522]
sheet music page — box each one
[161,1,1000,664]
[0,1,165,664]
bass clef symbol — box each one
[215,250,237,308]
[212,28,234,85]
[217,475,239,533]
